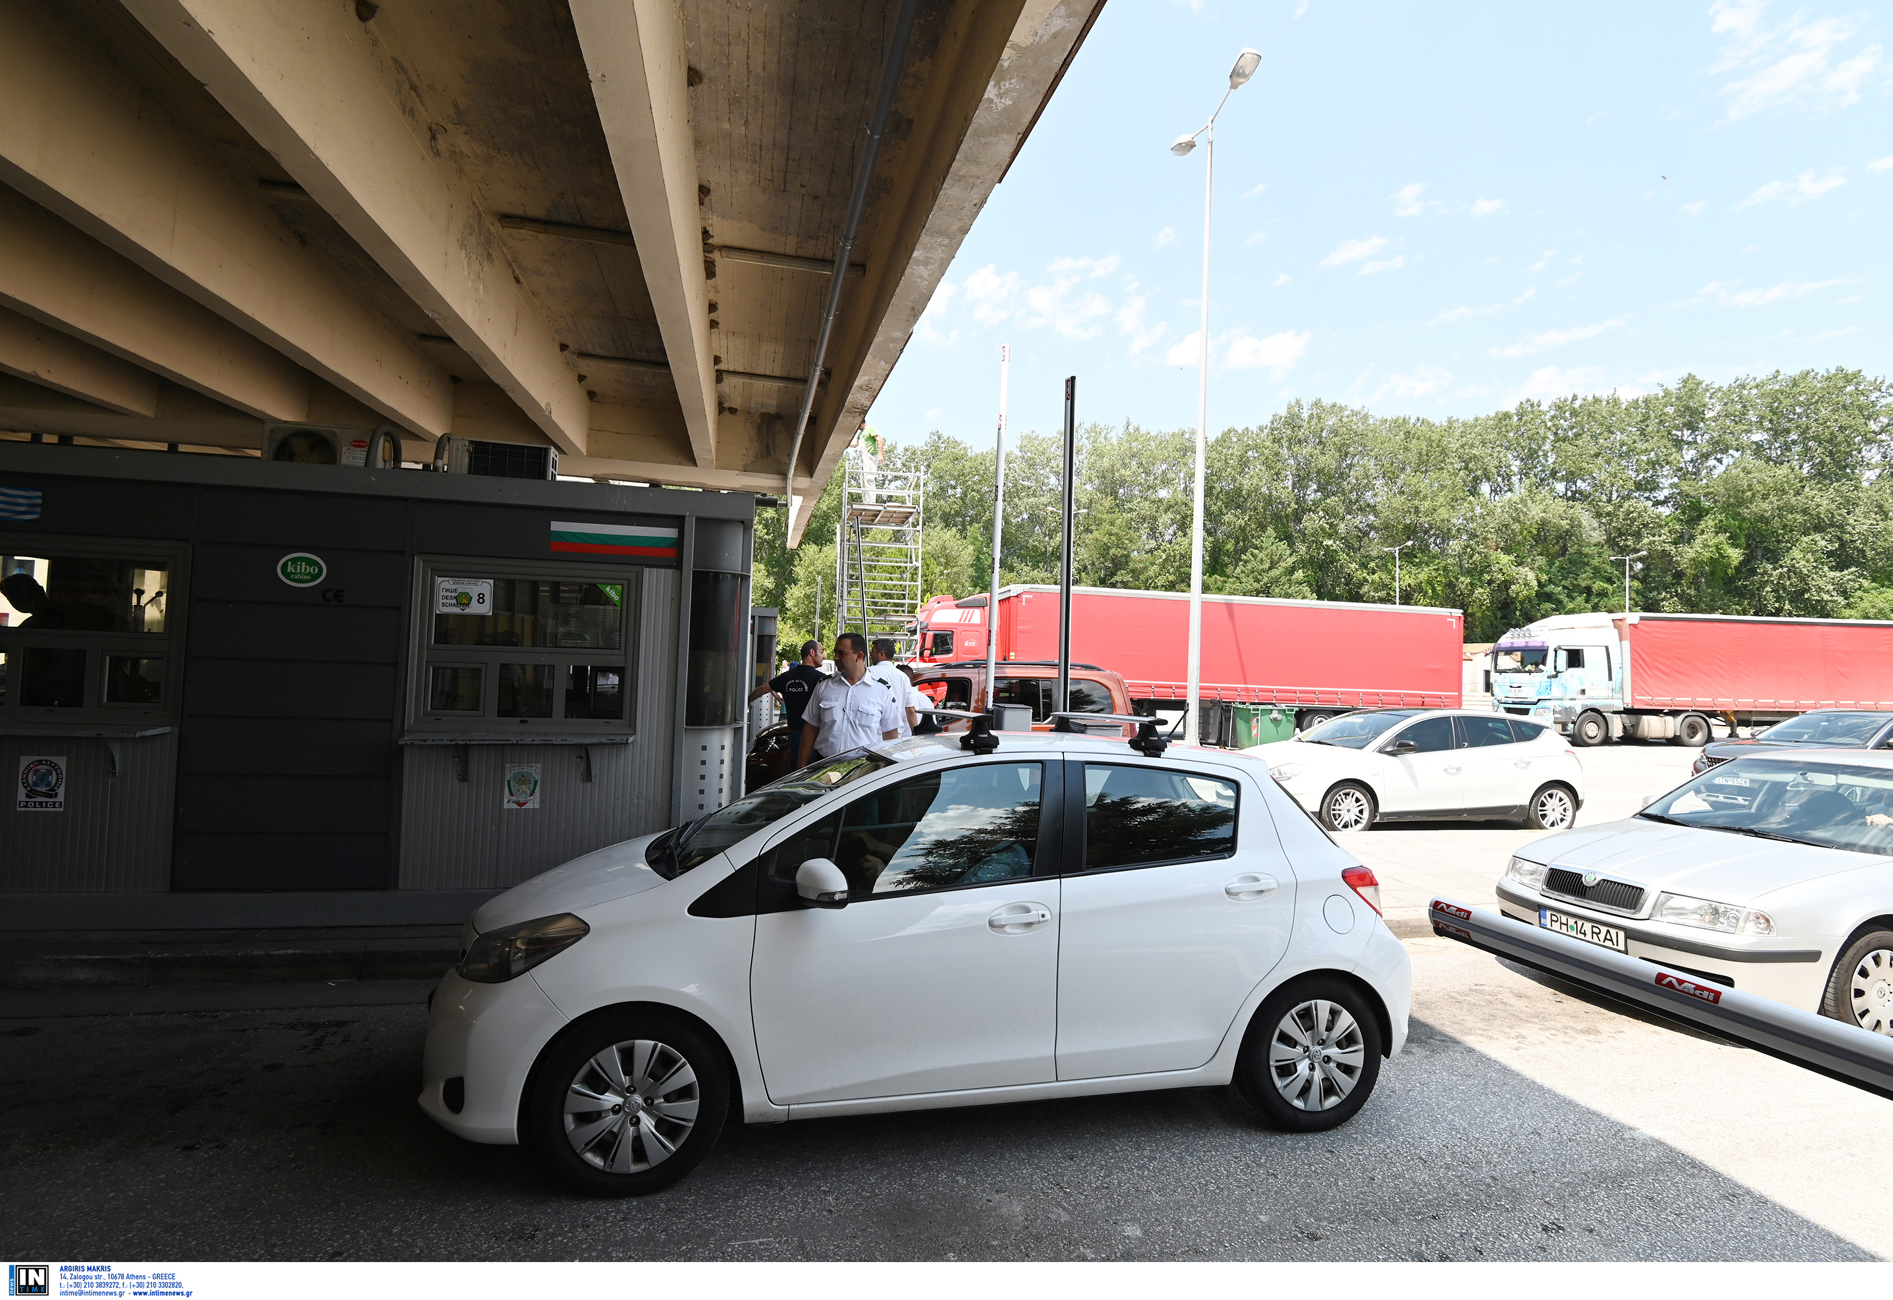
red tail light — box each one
[1342,865,1382,916]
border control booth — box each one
[0,442,753,928]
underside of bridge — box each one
[0,0,1101,542]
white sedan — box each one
[420,729,1412,1194]
[1255,708,1586,833]
[1497,750,1893,1032]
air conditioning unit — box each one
[264,422,402,468]
[431,435,558,480]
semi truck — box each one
[913,585,1463,731]
[1490,611,1893,746]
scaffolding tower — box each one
[835,448,924,654]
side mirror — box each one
[1385,739,1419,756]
[795,857,849,908]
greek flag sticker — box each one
[0,486,42,521]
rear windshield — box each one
[650,751,892,877]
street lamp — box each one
[1172,45,1261,746]
[1384,541,1412,606]
[1610,550,1647,617]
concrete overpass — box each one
[0,0,1102,543]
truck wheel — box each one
[1320,782,1376,832]
[1525,783,1577,831]
[1298,711,1333,732]
[1572,712,1608,747]
[1673,713,1712,747]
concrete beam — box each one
[0,305,159,417]
[124,0,591,456]
[569,0,719,468]
[0,183,309,420]
[0,3,453,437]
[787,0,1105,544]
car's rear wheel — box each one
[1235,977,1384,1132]
[1525,782,1577,830]
[1320,782,1375,832]
[523,1009,730,1196]
[1821,929,1893,1035]
[1572,711,1609,747]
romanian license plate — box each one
[1539,907,1627,952]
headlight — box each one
[457,913,590,983]
[1268,762,1304,782]
[1505,856,1550,889]
[1652,892,1775,936]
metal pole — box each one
[1184,116,1214,748]
[984,344,1010,713]
[855,521,867,637]
[1057,376,1076,719]
[814,576,822,652]
[1395,549,1401,606]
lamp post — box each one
[1384,541,1412,606]
[1610,551,1647,617]
[1171,45,1261,746]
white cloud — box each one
[1152,226,1176,248]
[1872,154,1893,171]
[1047,253,1121,277]
[1358,255,1405,276]
[1698,277,1852,306]
[1810,325,1859,339]
[1392,183,1428,217]
[1243,230,1267,246]
[1294,0,1309,15]
[1489,319,1625,358]
[1682,200,1708,216]
[1735,169,1848,207]
[1165,331,1203,368]
[1115,294,1169,356]
[1273,273,1291,286]
[1430,303,1500,323]
[1320,236,1389,267]
[1588,110,1610,124]
[1470,197,1507,216]
[1513,286,1537,304]
[1509,365,1609,402]
[924,406,942,420]
[1372,364,1454,401]
[1707,0,1883,121]
[1241,182,1269,201]
[962,264,1022,325]
[1224,329,1311,379]
[1838,294,1863,303]
[1024,274,1112,340]
[1560,273,1584,285]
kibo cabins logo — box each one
[276,552,326,587]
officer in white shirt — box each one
[798,632,905,765]
[866,638,921,737]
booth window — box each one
[0,542,184,726]
[685,571,743,727]
[412,560,639,734]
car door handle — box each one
[1225,873,1279,901]
[1444,765,1461,775]
[1514,759,1531,768]
[988,902,1052,934]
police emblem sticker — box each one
[17,756,65,813]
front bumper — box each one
[1493,878,1828,1012]
[418,968,570,1144]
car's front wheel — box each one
[1821,929,1893,1036]
[1525,782,1577,830]
[523,1009,730,1196]
[1235,977,1384,1132]
[1319,782,1375,832]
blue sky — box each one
[866,0,1890,445]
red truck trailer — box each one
[1493,611,1893,744]
[915,585,1463,729]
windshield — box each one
[1300,710,1421,749]
[651,751,892,877]
[1494,647,1547,674]
[1641,757,1893,857]
[1758,712,1890,747]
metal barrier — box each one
[1427,896,1893,1102]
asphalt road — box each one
[3,934,1884,1262]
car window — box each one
[1300,710,1421,749]
[994,676,1047,721]
[929,631,954,658]
[1459,715,1517,748]
[1507,718,1549,742]
[1762,712,1889,747]
[833,762,1043,897]
[1082,763,1238,870]
[1391,716,1454,753]
[1645,758,1893,856]
[655,751,891,877]
[1056,679,1113,714]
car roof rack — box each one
[920,659,1108,671]
[927,707,1002,754]
[1048,711,1171,758]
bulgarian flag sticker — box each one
[549,520,680,558]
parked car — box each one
[1253,708,1586,832]
[421,730,1413,1194]
[1691,709,1893,776]
[745,721,797,791]
[907,660,1137,733]
[1497,750,1893,1034]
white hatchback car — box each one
[1497,750,1893,1031]
[420,730,1413,1194]
[1255,708,1585,833]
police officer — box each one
[798,632,904,766]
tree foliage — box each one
[752,369,1893,647]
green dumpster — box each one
[1231,705,1296,747]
